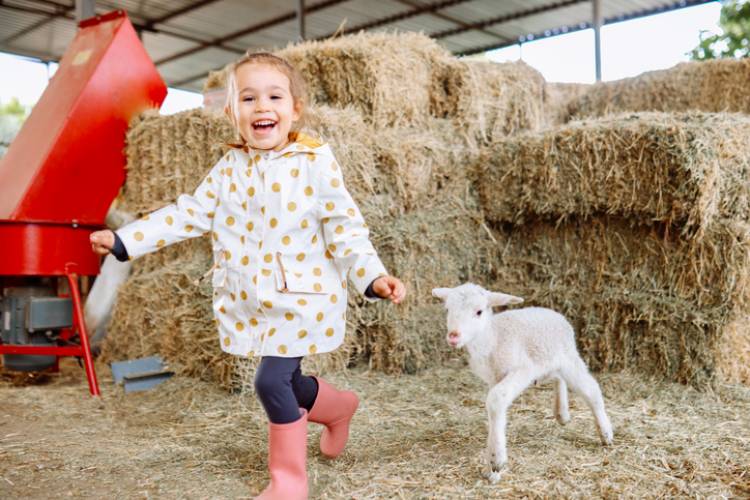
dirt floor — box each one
[1,357,748,499]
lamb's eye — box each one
[476,310,482,317]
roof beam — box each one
[393,0,510,43]
[143,0,225,29]
[169,0,473,88]
[0,0,73,45]
[0,0,245,56]
[75,0,95,22]
[155,0,349,67]
[314,0,471,39]
[433,0,589,40]
[0,0,68,17]
[455,0,715,56]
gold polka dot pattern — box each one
[122,140,387,360]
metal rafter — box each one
[172,0,474,87]
[144,0,225,29]
[454,0,715,56]
[313,0,471,40]
[0,0,246,55]
[0,0,73,45]
[0,0,68,16]
[155,0,349,67]
[394,0,511,43]
[433,0,589,40]
[0,0,720,90]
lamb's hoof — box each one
[482,465,503,484]
[599,426,614,446]
[483,458,506,484]
[484,470,502,484]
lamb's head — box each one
[432,283,523,348]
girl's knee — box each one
[254,369,283,399]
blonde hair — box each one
[224,52,308,142]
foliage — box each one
[0,98,29,157]
[691,0,750,59]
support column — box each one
[592,0,602,82]
[75,0,96,23]
[297,0,306,41]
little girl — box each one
[90,52,405,499]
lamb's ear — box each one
[431,287,452,301]
[487,292,524,307]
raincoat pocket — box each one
[275,252,328,295]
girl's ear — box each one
[291,99,303,123]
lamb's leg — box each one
[560,358,613,445]
[554,377,570,425]
[484,370,535,483]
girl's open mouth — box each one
[252,119,277,135]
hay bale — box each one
[432,59,546,144]
[492,216,750,387]
[567,59,750,120]
[543,81,591,126]
[372,119,477,210]
[121,109,235,216]
[203,67,228,94]
[275,31,452,128]
[478,112,750,237]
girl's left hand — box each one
[372,276,406,304]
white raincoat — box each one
[117,133,387,358]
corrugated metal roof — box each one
[0,0,716,92]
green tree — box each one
[0,98,30,157]
[691,0,750,59]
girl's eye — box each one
[242,96,254,102]
[476,310,482,317]
[271,95,281,100]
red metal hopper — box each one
[0,11,167,395]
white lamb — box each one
[432,283,613,483]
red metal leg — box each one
[65,266,100,396]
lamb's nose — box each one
[448,331,459,340]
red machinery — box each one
[0,11,166,395]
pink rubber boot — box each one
[256,409,308,500]
[308,378,359,458]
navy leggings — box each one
[254,356,319,424]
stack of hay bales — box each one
[480,112,750,386]
[105,31,750,390]
[104,32,546,390]
[565,59,750,120]
[205,32,546,145]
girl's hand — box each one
[90,230,115,255]
[372,276,406,305]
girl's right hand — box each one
[90,230,115,255]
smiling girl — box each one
[90,52,405,499]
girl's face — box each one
[233,63,301,151]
